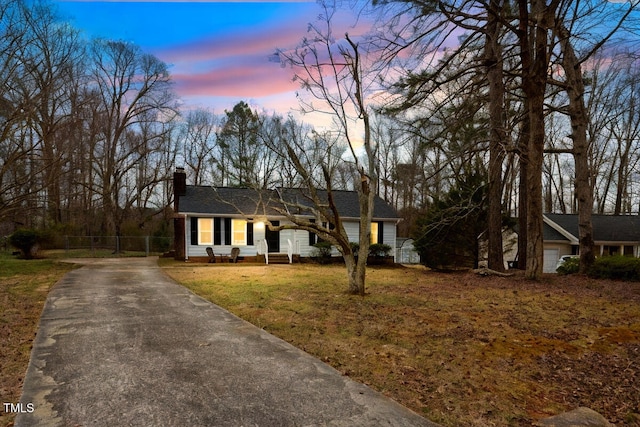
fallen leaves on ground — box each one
[165,263,640,426]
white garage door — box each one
[543,249,559,273]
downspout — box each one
[184,215,188,261]
[393,218,403,263]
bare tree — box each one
[0,0,41,224]
[372,112,403,206]
[22,0,85,224]
[276,1,383,295]
[515,0,559,279]
[88,38,176,237]
[255,111,291,189]
[548,0,638,272]
[181,108,219,186]
[264,115,318,188]
[609,59,640,215]
[588,50,640,215]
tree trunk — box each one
[348,166,375,296]
[519,0,554,280]
[346,252,367,296]
[557,23,595,272]
[486,0,506,272]
[525,98,545,279]
[344,254,358,294]
[517,107,530,270]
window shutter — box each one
[247,222,254,245]
[214,218,221,245]
[224,218,232,245]
[378,221,384,244]
[190,217,198,245]
[316,221,328,244]
[308,219,316,246]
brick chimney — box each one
[173,167,186,212]
[173,167,187,261]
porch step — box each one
[266,253,290,264]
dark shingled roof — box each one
[545,213,640,242]
[178,186,400,220]
[179,187,282,216]
[542,221,571,242]
[278,188,400,220]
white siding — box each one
[185,215,266,259]
[185,215,398,261]
[298,230,316,257]
[380,220,396,245]
[344,222,360,244]
[381,220,397,261]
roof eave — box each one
[543,214,579,244]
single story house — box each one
[480,214,640,273]
[541,213,640,272]
[172,168,401,262]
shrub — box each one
[588,255,640,281]
[412,171,487,270]
[349,242,360,257]
[556,257,580,275]
[311,241,333,264]
[369,243,392,258]
[9,229,49,259]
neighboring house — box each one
[481,214,640,273]
[172,168,401,262]
[541,213,640,273]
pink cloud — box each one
[157,8,375,66]
[173,60,297,98]
[157,24,303,65]
[159,4,378,114]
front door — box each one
[266,221,280,253]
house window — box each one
[232,219,247,245]
[192,217,247,246]
[198,218,213,245]
[370,222,378,244]
[308,220,338,246]
[370,222,384,245]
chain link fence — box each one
[60,236,171,257]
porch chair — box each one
[206,247,216,263]
[230,247,240,263]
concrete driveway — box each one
[16,257,438,427]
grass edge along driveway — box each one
[0,254,76,427]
